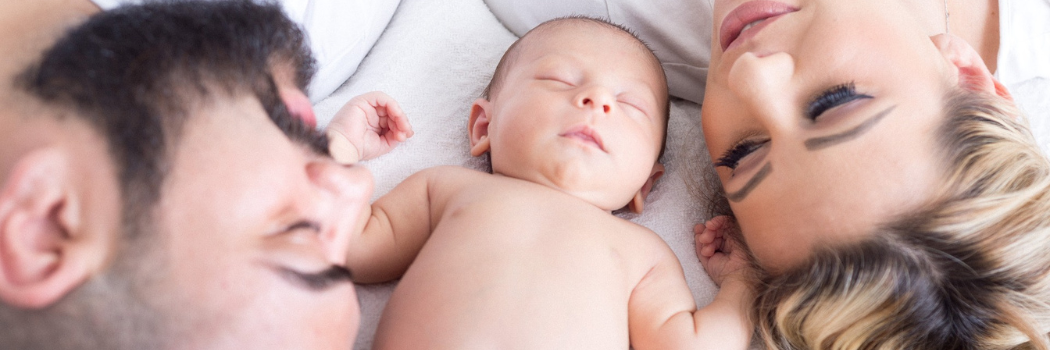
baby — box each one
[327,17,754,349]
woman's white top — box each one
[995,0,1050,87]
[90,0,401,102]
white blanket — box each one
[313,0,1050,348]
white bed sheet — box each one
[313,0,1050,348]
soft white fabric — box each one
[312,0,719,348]
[995,0,1050,155]
[90,0,400,102]
[483,0,713,104]
[995,0,1050,87]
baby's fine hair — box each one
[751,89,1050,349]
[482,16,659,100]
[481,15,671,159]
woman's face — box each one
[702,0,953,271]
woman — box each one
[699,0,1050,348]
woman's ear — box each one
[932,33,1013,101]
[0,148,102,309]
[469,98,492,157]
[628,163,665,214]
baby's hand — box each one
[326,91,414,164]
[695,216,750,286]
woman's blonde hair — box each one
[752,89,1050,350]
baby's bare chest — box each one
[379,190,650,348]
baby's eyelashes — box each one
[537,76,575,87]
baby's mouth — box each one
[560,125,606,152]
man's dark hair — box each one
[1,1,322,348]
[19,0,321,228]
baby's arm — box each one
[344,168,443,283]
[627,218,754,349]
[326,91,414,164]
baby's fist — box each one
[326,91,414,164]
[695,216,750,286]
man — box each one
[0,2,372,348]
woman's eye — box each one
[714,139,768,170]
[806,82,872,120]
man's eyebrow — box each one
[727,162,772,202]
[261,76,331,156]
[804,105,897,150]
[270,265,354,292]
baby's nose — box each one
[575,85,615,114]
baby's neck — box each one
[492,172,619,214]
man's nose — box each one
[574,84,615,115]
[727,52,797,135]
[305,159,374,264]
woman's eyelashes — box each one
[715,139,769,170]
[805,82,873,120]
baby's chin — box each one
[492,162,641,210]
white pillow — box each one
[483,0,713,104]
[92,0,401,102]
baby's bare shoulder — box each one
[604,218,682,268]
[410,166,492,190]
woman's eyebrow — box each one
[804,105,897,150]
[727,162,772,202]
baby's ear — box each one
[628,163,665,214]
[931,33,1013,101]
[469,98,492,157]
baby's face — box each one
[482,22,668,211]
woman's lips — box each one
[720,1,799,51]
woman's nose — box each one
[574,85,615,115]
[727,52,797,134]
[305,159,374,264]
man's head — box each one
[470,17,670,213]
[0,2,372,348]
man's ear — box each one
[0,149,99,309]
[932,33,1013,101]
[469,98,492,157]
[628,163,665,214]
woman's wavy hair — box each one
[749,89,1050,349]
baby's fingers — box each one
[387,104,413,141]
[699,237,724,257]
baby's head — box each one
[469,16,670,212]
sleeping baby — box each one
[326,16,754,349]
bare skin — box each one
[332,20,754,349]
[356,167,751,349]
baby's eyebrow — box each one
[727,162,772,202]
[804,105,897,151]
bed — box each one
[310,0,1050,348]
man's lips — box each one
[720,1,799,51]
[560,125,605,152]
